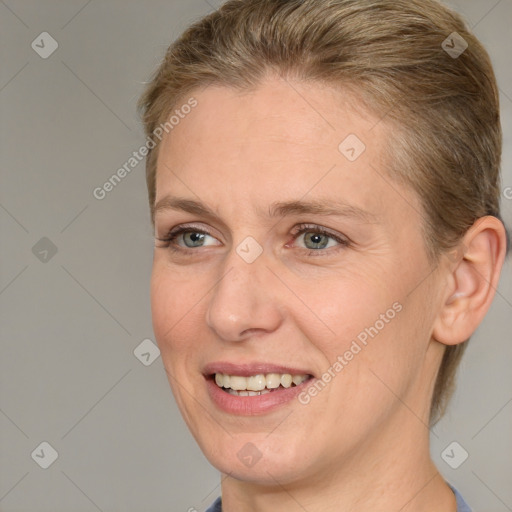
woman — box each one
[138,0,509,510]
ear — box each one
[433,216,508,346]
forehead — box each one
[159,78,377,161]
[154,78,420,224]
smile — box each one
[214,373,310,396]
[204,366,315,414]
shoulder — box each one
[205,496,222,512]
[204,489,472,511]
[449,484,472,512]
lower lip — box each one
[206,377,314,415]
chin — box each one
[194,428,320,486]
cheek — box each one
[150,269,174,344]
[292,269,420,407]
[150,263,205,353]
[291,269,395,355]
[150,265,206,413]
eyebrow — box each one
[154,196,379,224]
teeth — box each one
[292,374,308,385]
[265,373,281,388]
[281,374,293,388]
[214,372,310,392]
[229,376,247,391]
[247,374,266,391]
[227,388,272,396]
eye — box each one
[179,231,217,248]
[297,231,337,250]
[289,224,349,255]
[155,223,350,256]
[155,225,221,251]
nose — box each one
[206,248,284,342]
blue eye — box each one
[155,223,350,256]
[290,224,349,255]
[155,226,220,250]
[297,231,339,250]
[180,231,215,248]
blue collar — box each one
[206,484,472,511]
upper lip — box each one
[203,362,314,377]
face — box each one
[151,77,445,486]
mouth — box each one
[203,363,315,415]
[211,372,312,396]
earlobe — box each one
[432,216,507,346]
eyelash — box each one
[155,223,350,257]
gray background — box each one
[0,1,511,511]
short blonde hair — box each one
[138,0,510,423]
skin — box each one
[150,76,507,512]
